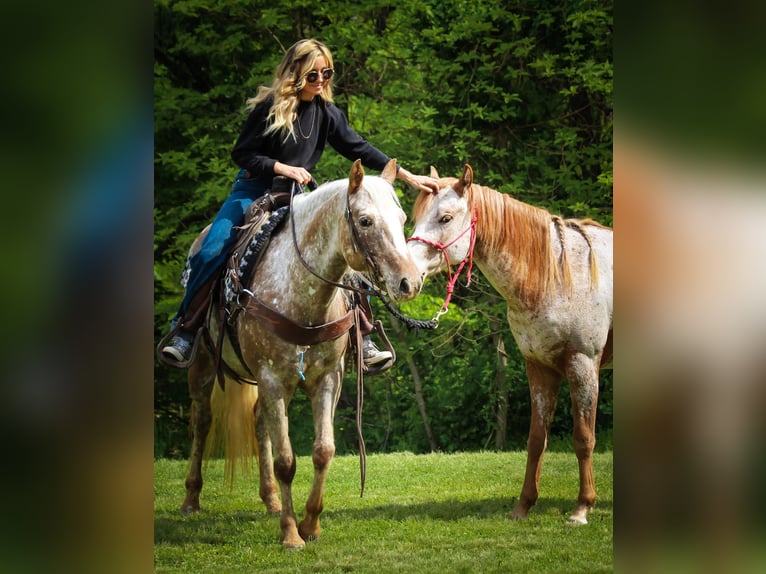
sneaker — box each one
[161,330,194,363]
[361,337,392,366]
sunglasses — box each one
[304,68,334,83]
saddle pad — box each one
[226,204,290,303]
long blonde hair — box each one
[247,39,335,142]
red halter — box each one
[407,209,478,322]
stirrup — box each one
[156,325,202,369]
[361,320,396,376]
[362,356,395,375]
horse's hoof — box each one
[298,521,320,542]
[566,514,588,525]
[566,505,590,524]
[179,504,200,516]
[282,539,305,551]
[264,501,282,515]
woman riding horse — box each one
[161,38,439,367]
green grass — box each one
[155,451,612,573]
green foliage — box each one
[154,0,613,458]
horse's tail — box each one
[204,379,259,488]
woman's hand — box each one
[274,162,314,186]
[397,167,440,194]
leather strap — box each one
[354,306,367,498]
[244,295,355,346]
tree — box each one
[154,0,613,458]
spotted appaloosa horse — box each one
[408,164,612,524]
[180,159,422,548]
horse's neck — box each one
[256,185,349,317]
[469,189,521,286]
[473,247,523,309]
[291,184,349,281]
[471,189,555,310]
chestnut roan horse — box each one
[181,159,422,548]
[408,165,612,524]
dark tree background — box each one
[154,0,612,458]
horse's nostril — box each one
[399,278,410,295]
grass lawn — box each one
[155,450,612,573]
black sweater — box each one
[231,96,392,185]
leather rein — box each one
[288,183,384,295]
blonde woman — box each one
[162,38,438,365]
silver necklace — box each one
[297,100,316,139]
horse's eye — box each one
[359,215,373,228]
[439,214,453,224]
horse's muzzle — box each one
[398,276,422,298]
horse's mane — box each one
[471,183,604,305]
[415,179,601,306]
[470,183,555,305]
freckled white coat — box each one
[408,164,612,524]
[181,160,422,549]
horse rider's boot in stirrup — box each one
[162,327,194,363]
[161,276,216,365]
[362,336,392,367]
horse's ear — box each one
[380,158,397,184]
[454,164,473,197]
[349,159,364,194]
[461,164,473,186]
[430,166,439,179]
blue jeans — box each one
[176,170,270,319]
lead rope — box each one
[398,208,478,327]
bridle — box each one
[289,182,384,295]
[407,207,478,322]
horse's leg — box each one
[254,400,281,514]
[299,371,342,542]
[510,360,562,520]
[260,384,303,549]
[565,353,600,524]
[180,349,216,515]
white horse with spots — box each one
[180,160,422,549]
[408,164,612,524]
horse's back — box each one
[506,220,612,369]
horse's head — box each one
[408,164,476,278]
[343,159,423,302]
